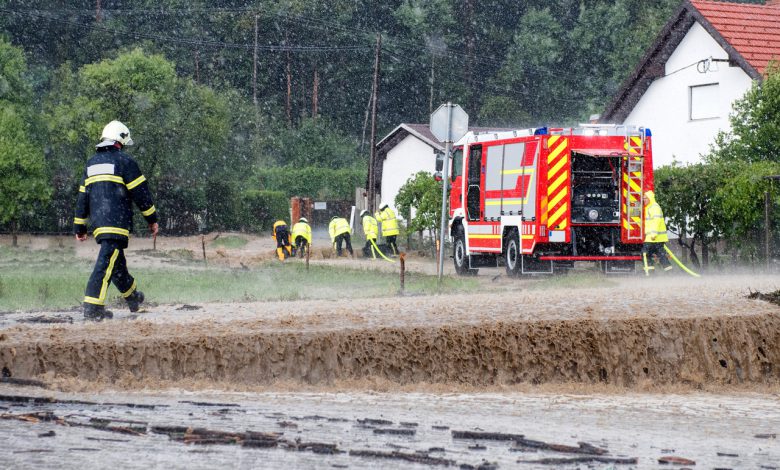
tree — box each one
[395,171,441,254]
[654,163,726,268]
[709,64,780,165]
[0,39,49,246]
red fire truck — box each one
[448,125,653,275]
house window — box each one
[689,83,719,120]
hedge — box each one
[256,166,364,200]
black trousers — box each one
[363,238,377,258]
[294,236,308,257]
[84,239,136,306]
[385,235,398,255]
[643,242,671,269]
[335,233,353,256]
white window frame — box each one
[689,83,720,121]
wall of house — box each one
[380,135,436,214]
[624,22,754,168]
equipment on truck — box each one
[448,125,653,276]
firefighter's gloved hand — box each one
[75,233,88,242]
[649,234,656,241]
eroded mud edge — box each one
[1,314,778,388]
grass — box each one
[0,245,478,311]
[210,235,248,249]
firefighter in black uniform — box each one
[74,121,159,321]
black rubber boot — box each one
[126,290,145,313]
[83,303,113,321]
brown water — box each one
[1,385,778,469]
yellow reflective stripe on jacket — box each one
[79,185,86,193]
[126,175,146,190]
[93,227,130,238]
[85,174,125,186]
[141,205,156,217]
[74,217,87,225]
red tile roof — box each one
[691,0,780,74]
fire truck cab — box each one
[448,125,653,276]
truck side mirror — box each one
[435,151,444,172]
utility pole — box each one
[312,68,319,117]
[286,35,292,128]
[367,33,382,212]
[253,14,258,106]
[429,55,435,113]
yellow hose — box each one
[663,245,701,278]
[370,238,395,263]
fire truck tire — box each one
[453,226,477,276]
[505,230,521,277]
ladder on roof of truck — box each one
[622,126,645,241]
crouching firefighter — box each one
[74,121,158,321]
[375,202,399,256]
[328,216,353,257]
[360,210,378,259]
[642,190,672,275]
[273,220,293,261]
[291,217,312,258]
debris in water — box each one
[468,444,487,450]
[452,430,524,441]
[179,400,240,407]
[717,452,739,457]
[357,418,393,426]
[518,456,638,465]
[755,433,776,439]
[372,428,415,436]
[176,304,202,311]
[349,449,456,466]
[18,315,73,324]
[0,377,47,388]
[511,438,608,455]
[746,289,780,306]
[658,455,696,465]
[38,430,56,437]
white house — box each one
[373,123,507,214]
[601,0,780,168]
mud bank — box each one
[1,311,778,389]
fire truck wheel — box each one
[505,230,521,277]
[453,225,477,276]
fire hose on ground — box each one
[643,244,701,278]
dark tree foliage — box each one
[0,0,683,234]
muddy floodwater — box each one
[1,269,779,468]
[1,386,779,469]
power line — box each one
[0,8,373,52]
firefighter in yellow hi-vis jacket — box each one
[291,217,312,258]
[375,202,400,255]
[273,220,293,261]
[360,210,378,259]
[642,190,671,275]
[328,216,353,257]
[74,121,158,321]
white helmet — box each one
[360,210,368,218]
[299,217,308,223]
[100,120,134,146]
[379,202,389,210]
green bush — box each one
[256,166,364,200]
[242,189,288,232]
